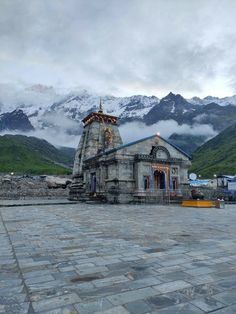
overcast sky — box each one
[1,0,236,98]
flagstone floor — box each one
[1,202,236,314]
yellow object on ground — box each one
[181,200,214,208]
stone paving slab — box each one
[0,203,236,313]
[190,297,225,312]
[213,304,236,314]
[150,302,203,313]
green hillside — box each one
[0,134,74,175]
[190,123,236,178]
[168,133,207,154]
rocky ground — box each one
[0,175,71,199]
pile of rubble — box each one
[0,175,72,199]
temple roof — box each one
[82,112,118,126]
[104,134,191,158]
[85,134,191,161]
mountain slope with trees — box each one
[0,134,74,174]
[190,123,236,177]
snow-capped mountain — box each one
[145,92,198,125]
[0,84,160,134]
[1,84,236,131]
[143,92,236,132]
[44,92,158,123]
[0,110,34,132]
[188,95,236,106]
[0,84,157,119]
[1,83,236,152]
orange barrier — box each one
[181,200,214,208]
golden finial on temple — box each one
[98,97,103,113]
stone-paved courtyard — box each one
[1,202,236,314]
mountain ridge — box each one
[1,84,236,152]
[1,87,236,133]
[0,109,34,132]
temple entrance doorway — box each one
[154,170,166,190]
[90,173,96,194]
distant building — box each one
[69,103,191,203]
[217,175,236,190]
[189,179,218,188]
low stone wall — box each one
[0,175,71,199]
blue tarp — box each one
[189,180,210,187]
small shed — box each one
[217,175,236,188]
[228,178,236,191]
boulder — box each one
[45,176,72,189]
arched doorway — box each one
[154,170,166,190]
[90,173,96,194]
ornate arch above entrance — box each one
[150,146,170,160]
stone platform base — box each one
[181,199,214,208]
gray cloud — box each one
[0,119,216,149]
[0,128,80,148]
[119,120,217,144]
[1,0,236,97]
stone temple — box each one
[69,102,191,203]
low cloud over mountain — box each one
[119,120,217,144]
[0,84,235,151]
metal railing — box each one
[133,189,183,204]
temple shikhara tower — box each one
[72,100,122,176]
[70,101,191,203]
